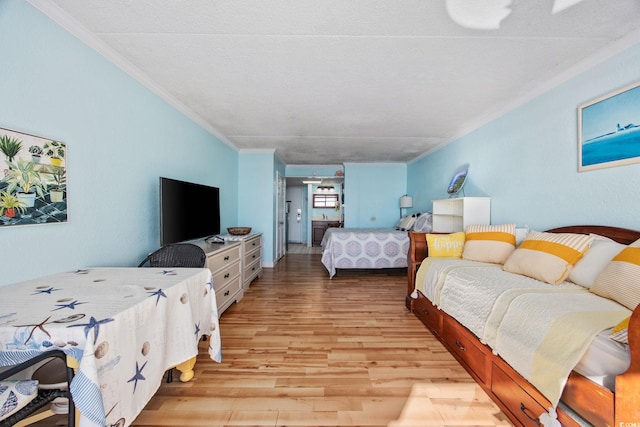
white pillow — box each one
[396,214,416,231]
[570,235,626,289]
[515,226,529,246]
[0,380,38,421]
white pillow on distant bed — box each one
[570,235,626,289]
[412,212,433,232]
[396,214,417,231]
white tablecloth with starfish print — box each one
[0,267,221,427]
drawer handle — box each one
[252,254,256,259]
[224,273,230,279]
[252,242,256,246]
[224,256,230,261]
[224,290,230,296]
[455,339,466,352]
[421,308,429,316]
[520,403,541,426]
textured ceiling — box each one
[29,0,640,165]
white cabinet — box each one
[432,197,491,233]
[198,241,243,316]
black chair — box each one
[138,243,207,382]
[0,350,74,427]
[138,243,206,268]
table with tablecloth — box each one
[0,267,221,427]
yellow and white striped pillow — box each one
[503,230,594,284]
[590,238,640,311]
[462,224,516,264]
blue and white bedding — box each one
[321,228,410,278]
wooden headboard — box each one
[406,225,640,299]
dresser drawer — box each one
[212,260,241,289]
[215,276,242,310]
[244,258,261,281]
[245,235,261,250]
[207,246,241,272]
[442,318,487,383]
[492,363,546,427]
[412,295,442,337]
[244,246,261,265]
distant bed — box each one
[320,212,432,278]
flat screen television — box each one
[160,177,221,246]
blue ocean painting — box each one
[581,84,640,168]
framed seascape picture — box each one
[0,127,67,227]
[578,81,640,172]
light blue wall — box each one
[237,151,277,265]
[408,42,640,231]
[344,163,407,228]
[0,1,239,286]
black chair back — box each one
[138,243,206,268]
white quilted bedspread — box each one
[439,266,583,340]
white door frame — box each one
[275,171,286,261]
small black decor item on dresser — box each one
[447,164,469,197]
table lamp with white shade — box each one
[400,195,413,218]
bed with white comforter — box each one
[320,212,432,278]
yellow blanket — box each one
[493,292,630,406]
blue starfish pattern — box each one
[33,287,60,295]
[67,316,114,343]
[74,269,90,274]
[207,278,214,291]
[53,300,86,311]
[147,288,167,306]
[194,321,200,337]
[127,360,147,394]
[161,270,176,276]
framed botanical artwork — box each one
[0,127,67,227]
[578,81,640,172]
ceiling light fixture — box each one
[551,0,585,14]
[445,0,512,30]
[302,180,322,185]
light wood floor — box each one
[286,243,323,254]
[34,253,510,426]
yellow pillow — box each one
[610,316,630,344]
[503,230,594,284]
[590,238,640,311]
[462,224,516,264]
[426,232,466,258]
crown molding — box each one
[239,148,276,154]
[26,0,238,152]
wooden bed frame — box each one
[406,225,640,427]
